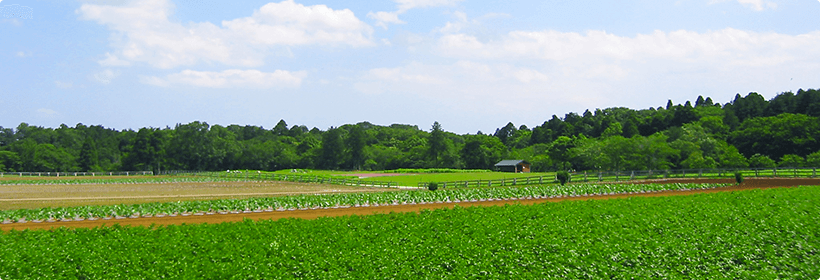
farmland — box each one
[2,173,820,278]
[1,185,819,278]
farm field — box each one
[0,176,393,211]
[256,169,555,187]
[2,178,818,231]
[1,184,818,278]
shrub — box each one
[556,171,571,186]
[734,172,744,184]
[427,182,439,191]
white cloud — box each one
[357,27,820,120]
[395,0,463,12]
[54,81,73,89]
[437,11,469,34]
[98,52,130,66]
[91,69,119,84]
[436,28,820,66]
[36,108,58,117]
[15,51,30,57]
[367,11,404,29]
[78,0,374,69]
[369,0,463,29]
[143,69,306,88]
[709,0,777,11]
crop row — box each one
[0,177,246,186]
[1,186,818,278]
[0,183,726,222]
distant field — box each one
[231,169,557,187]
[355,172,555,186]
[0,178,392,211]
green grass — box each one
[358,172,555,186]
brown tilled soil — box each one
[2,178,818,231]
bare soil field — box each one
[0,181,394,210]
[1,178,817,231]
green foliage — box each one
[749,153,776,168]
[807,151,820,167]
[730,113,820,160]
[556,171,570,185]
[734,172,743,184]
[1,89,820,173]
[779,154,805,168]
[427,182,438,191]
[1,187,818,278]
[0,182,727,221]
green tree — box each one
[0,150,21,171]
[345,125,367,170]
[427,122,448,167]
[319,127,344,170]
[730,113,820,159]
[78,137,100,171]
[720,146,748,168]
[273,119,289,136]
[749,153,776,168]
[807,151,820,167]
[680,151,717,169]
[460,134,505,169]
[778,154,805,168]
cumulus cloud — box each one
[98,52,130,66]
[369,0,463,29]
[54,81,73,89]
[395,0,464,12]
[142,69,307,89]
[709,0,777,11]
[91,69,119,84]
[357,27,820,121]
[367,11,404,29]
[36,108,58,117]
[78,0,374,69]
[436,28,820,66]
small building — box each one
[494,160,531,173]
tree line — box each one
[1,88,820,173]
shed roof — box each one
[494,160,530,167]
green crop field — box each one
[255,169,555,187]
[2,186,819,278]
[0,182,724,221]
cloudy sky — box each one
[1,0,818,134]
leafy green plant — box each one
[1,186,819,278]
[556,171,570,186]
[734,172,744,184]
[427,182,439,191]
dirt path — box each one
[2,178,818,231]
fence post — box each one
[773,168,777,177]
[814,168,816,178]
[584,172,588,182]
[630,171,634,181]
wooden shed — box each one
[494,160,531,173]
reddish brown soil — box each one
[2,178,818,231]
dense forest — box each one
[2,89,820,173]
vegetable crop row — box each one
[0,183,727,222]
[1,186,817,278]
[0,177,246,186]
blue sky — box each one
[1,0,819,134]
